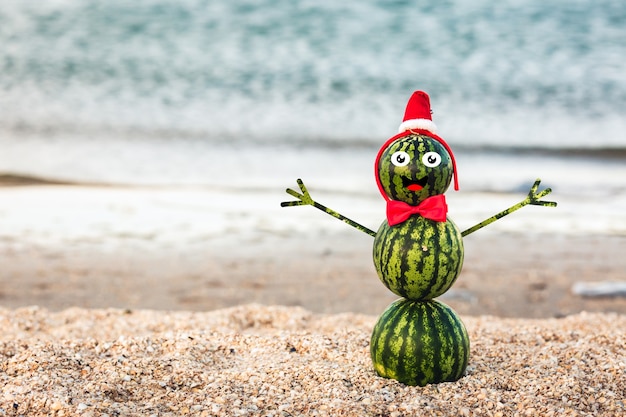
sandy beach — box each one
[1,304,625,416]
[2,231,626,318]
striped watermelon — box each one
[376,134,454,206]
[373,215,464,300]
[370,298,469,387]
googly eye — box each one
[391,151,410,167]
[422,152,442,168]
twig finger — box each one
[281,201,306,207]
[285,188,302,199]
[297,178,309,195]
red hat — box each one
[375,91,459,193]
[398,91,438,134]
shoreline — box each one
[1,230,624,318]
[0,183,624,318]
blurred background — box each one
[0,0,624,317]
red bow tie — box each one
[386,194,448,226]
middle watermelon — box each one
[373,216,464,300]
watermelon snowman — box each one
[282,91,556,386]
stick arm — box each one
[461,178,557,237]
[281,179,377,237]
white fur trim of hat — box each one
[398,118,438,134]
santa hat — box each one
[375,90,459,193]
[398,91,438,134]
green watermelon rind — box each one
[373,216,464,300]
[377,134,453,205]
[370,298,470,387]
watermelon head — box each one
[376,133,453,205]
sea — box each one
[1,0,625,237]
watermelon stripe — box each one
[419,221,439,298]
[374,299,395,376]
[392,232,407,295]
[436,303,455,382]
[418,303,436,385]
[393,303,411,380]
[440,301,469,381]
[400,303,418,381]
[441,306,458,380]
[388,300,409,376]
[428,304,445,383]
[456,310,469,379]
[432,222,454,297]
[375,299,409,379]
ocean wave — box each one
[1,0,625,191]
[1,0,625,149]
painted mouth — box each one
[403,176,428,192]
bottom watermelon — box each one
[370,298,469,386]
